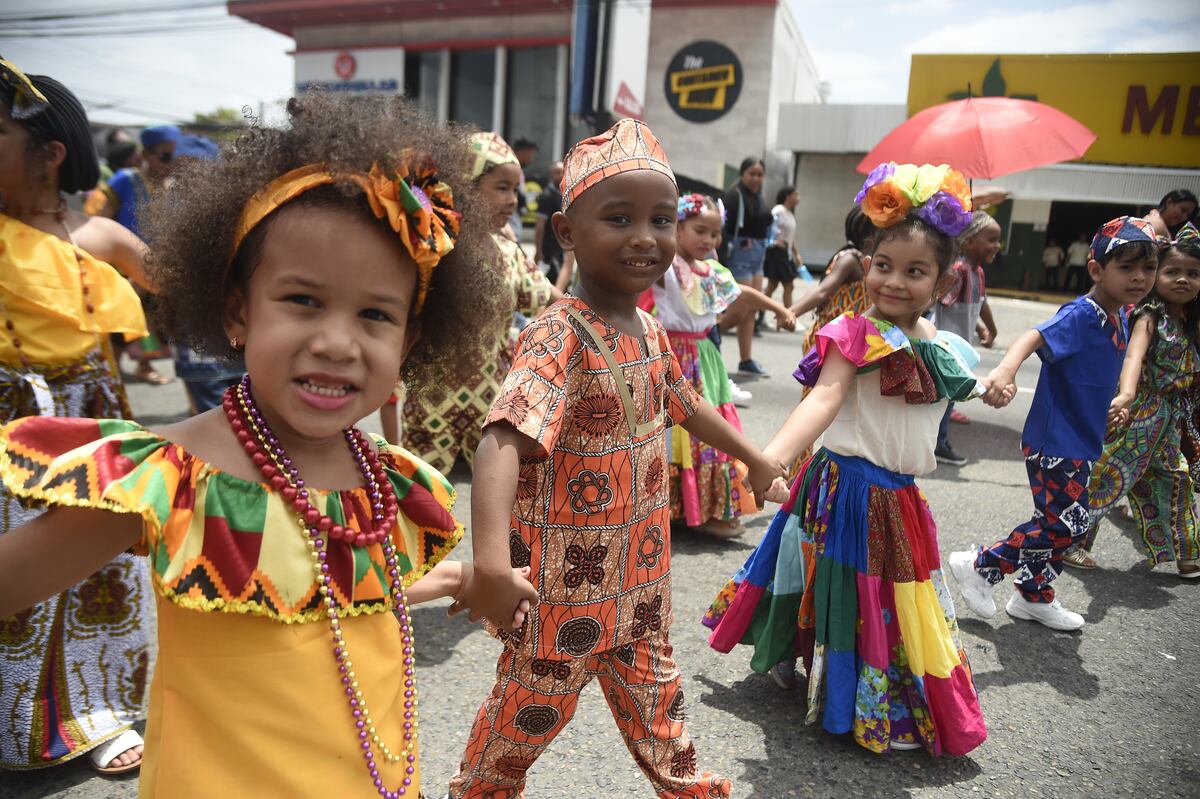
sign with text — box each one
[295,48,404,94]
[909,53,1200,169]
[664,40,742,123]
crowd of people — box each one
[1,55,1199,798]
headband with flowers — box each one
[230,157,461,315]
[675,193,727,224]
[855,162,973,238]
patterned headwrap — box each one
[0,56,48,119]
[1089,215,1156,261]
[855,162,973,237]
[468,131,519,181]
[561,118,675,211]
[230,159,461,315]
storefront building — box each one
[780,53,1200,288]
[229,0,823,194]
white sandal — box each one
[88,728,144,775]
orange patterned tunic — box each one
[486,297,700,660]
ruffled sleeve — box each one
[375,440,464,586]
[793,313,983,404]
[0,416,175,553]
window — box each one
[450,48,495,129]
[504,46,560,181]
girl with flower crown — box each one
[0,93,534,797]
[644,193,795,538]
[703,163,991,756]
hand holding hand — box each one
[1107,393,1133,427]
[764,476,791,504]
[776,310,797,332]
[982,367,1017,408]
[448,563,538,630]
[746,455,787,510]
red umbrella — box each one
[857,96,1097,180]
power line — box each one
[0,2,223,23]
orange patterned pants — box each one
[448,635,731,798]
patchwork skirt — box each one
[702,449,986,756]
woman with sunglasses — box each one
[94,125,178,384]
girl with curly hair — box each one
[0,90,532,797]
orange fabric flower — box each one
[861,181,913,227]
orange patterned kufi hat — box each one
[560,118,675,211]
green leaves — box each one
[945,58,1039,102]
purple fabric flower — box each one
[915,191,971,237]
[855,162,895,204]
[792,347,823,387]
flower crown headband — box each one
[855,162,973,238]
[676,193,726,223]
[229,158,461,315]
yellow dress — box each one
[0,417,462,795]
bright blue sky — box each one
[1,0,1197,126]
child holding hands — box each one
[448,120,781,799]
[950,216,1160,630]
[0,94,530,797]
[703,163,990,757]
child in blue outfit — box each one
[949,216,1159,631]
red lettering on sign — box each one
[1184,86,1200,136]
[1122,85,1180,134]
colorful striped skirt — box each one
[665,329,755,527]
[702,449,986,756]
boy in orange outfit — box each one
[448,119,782,798]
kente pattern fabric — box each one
[482,296,699,660]
[0,214,147,364]
[0,362,147,768]
[0,418,461,620]
[0,416,461,795]
[975,447,1093,603]
[703,450,987,756]
[1082,302,1200,564]
[561,119,675,210]
[402,231,552,472]
[448,633,731,798]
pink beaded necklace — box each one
[223,377,420,797]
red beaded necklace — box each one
[222,377,420,798]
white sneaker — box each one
[728,379,752,407]
[1005,593,1084,631]
[947,550,996,617]
[889,739,923,751]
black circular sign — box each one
[664,40,743,123]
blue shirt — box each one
[106,169,148,237]
[1023,296,1128,460]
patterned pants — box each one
[975,446,1094,603]
[448,635,731,798]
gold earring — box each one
[229,336,240,348]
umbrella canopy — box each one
[857,96,1097,180]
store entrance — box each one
[1021,200,1152,294]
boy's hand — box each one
[746,455,787,510]
[775,310,797,332]
[764,476,791,504]
[1107,393,1134,427]
[448,564,538,630]
[982,367,1017,408]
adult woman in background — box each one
[0,61,154,775]
[721,157,774,375]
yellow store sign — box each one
[909,53,1200,169]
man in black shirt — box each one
[534,160,565,284]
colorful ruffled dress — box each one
[649,256,756,526]
[1082,301,1200,564]
[0,214,151,769]
[702,314,988,756]
[0,417,462,795]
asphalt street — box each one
[5,294,1198,799]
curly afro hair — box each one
[142,91,501,397]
